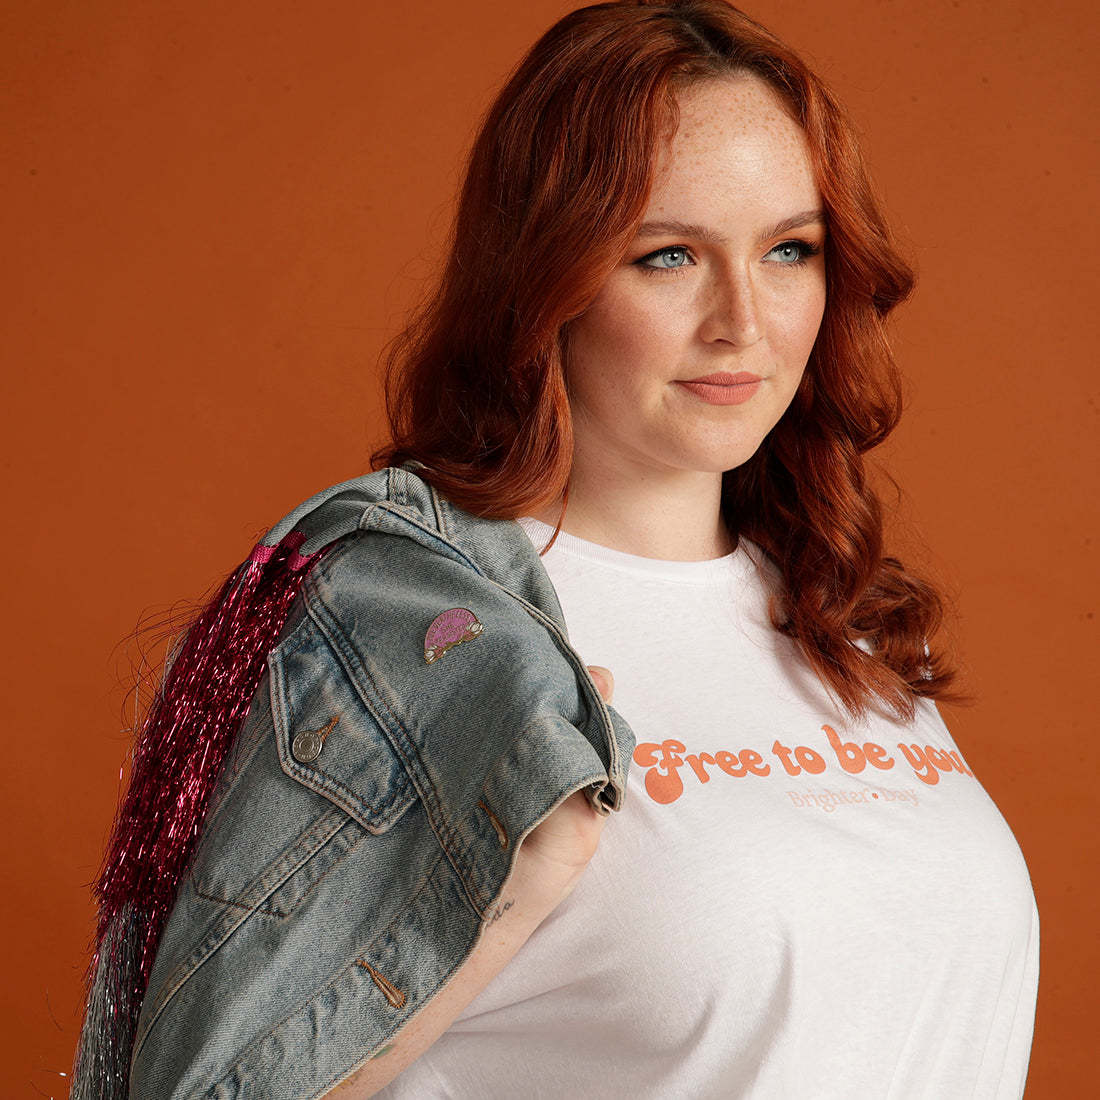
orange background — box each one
[2,1,1096,1096]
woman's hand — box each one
[324,665,615,1098]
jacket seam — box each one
[483,576,623,793]
[192,887,283,919]
[307,591,493,914]
[214,844,471,1092]
[274,608,415,825]
[139,803,352,1051]
[192,823,367,919]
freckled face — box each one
[566,76,826,484]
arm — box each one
[323,668,616,1099]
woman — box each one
[74,2,1038,1097]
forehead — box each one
[673,75,803,141]
[648,77,818,214]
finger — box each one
[586,665,614,703]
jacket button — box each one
[292,729,324,762]
[291,715,339,763]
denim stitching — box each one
[193,888,283,918]
[477,799,509,849]
[194,825,367,919]
[307,594,442,823]
[214,844,472,1091]
[280,731,412,822]
[430,483,449,538]
[274,612,413,825]
[343,639,487,909]
[353,961,406,1009]
[303,529,503,908]
[145,803,350,1031]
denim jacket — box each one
[129,467,634,1099]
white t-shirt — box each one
[379,524,1038,1099]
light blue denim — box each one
[128,467,633,1099]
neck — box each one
[539,463,731,561]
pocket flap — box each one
[269,613,416,833]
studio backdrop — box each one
[1,1,1095,1096]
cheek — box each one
[777,283,826,362]
[567,293,662,388]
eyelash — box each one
[633,246,694,271]
[633,246,695,271]
[634,238,824,272]
[767,239,823,266]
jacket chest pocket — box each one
[189,612,418,920]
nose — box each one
[701,267,763,348]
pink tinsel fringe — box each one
[72,531,327,1099]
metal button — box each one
[292,729,324,763]
[291,715,339,763]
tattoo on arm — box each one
[490,899,514,924]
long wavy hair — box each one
[378,0,959,717]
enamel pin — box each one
[424,607,483,664]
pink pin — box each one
[424,608,484,664]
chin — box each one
[685,443,767,476]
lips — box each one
[676,371,762,406]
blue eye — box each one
[767,240,822,265]
[638,246,694,270]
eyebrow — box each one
[636,220,729,245]
[764,210,827,241]
[635,210,826,247]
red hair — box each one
[377,0,960,716]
